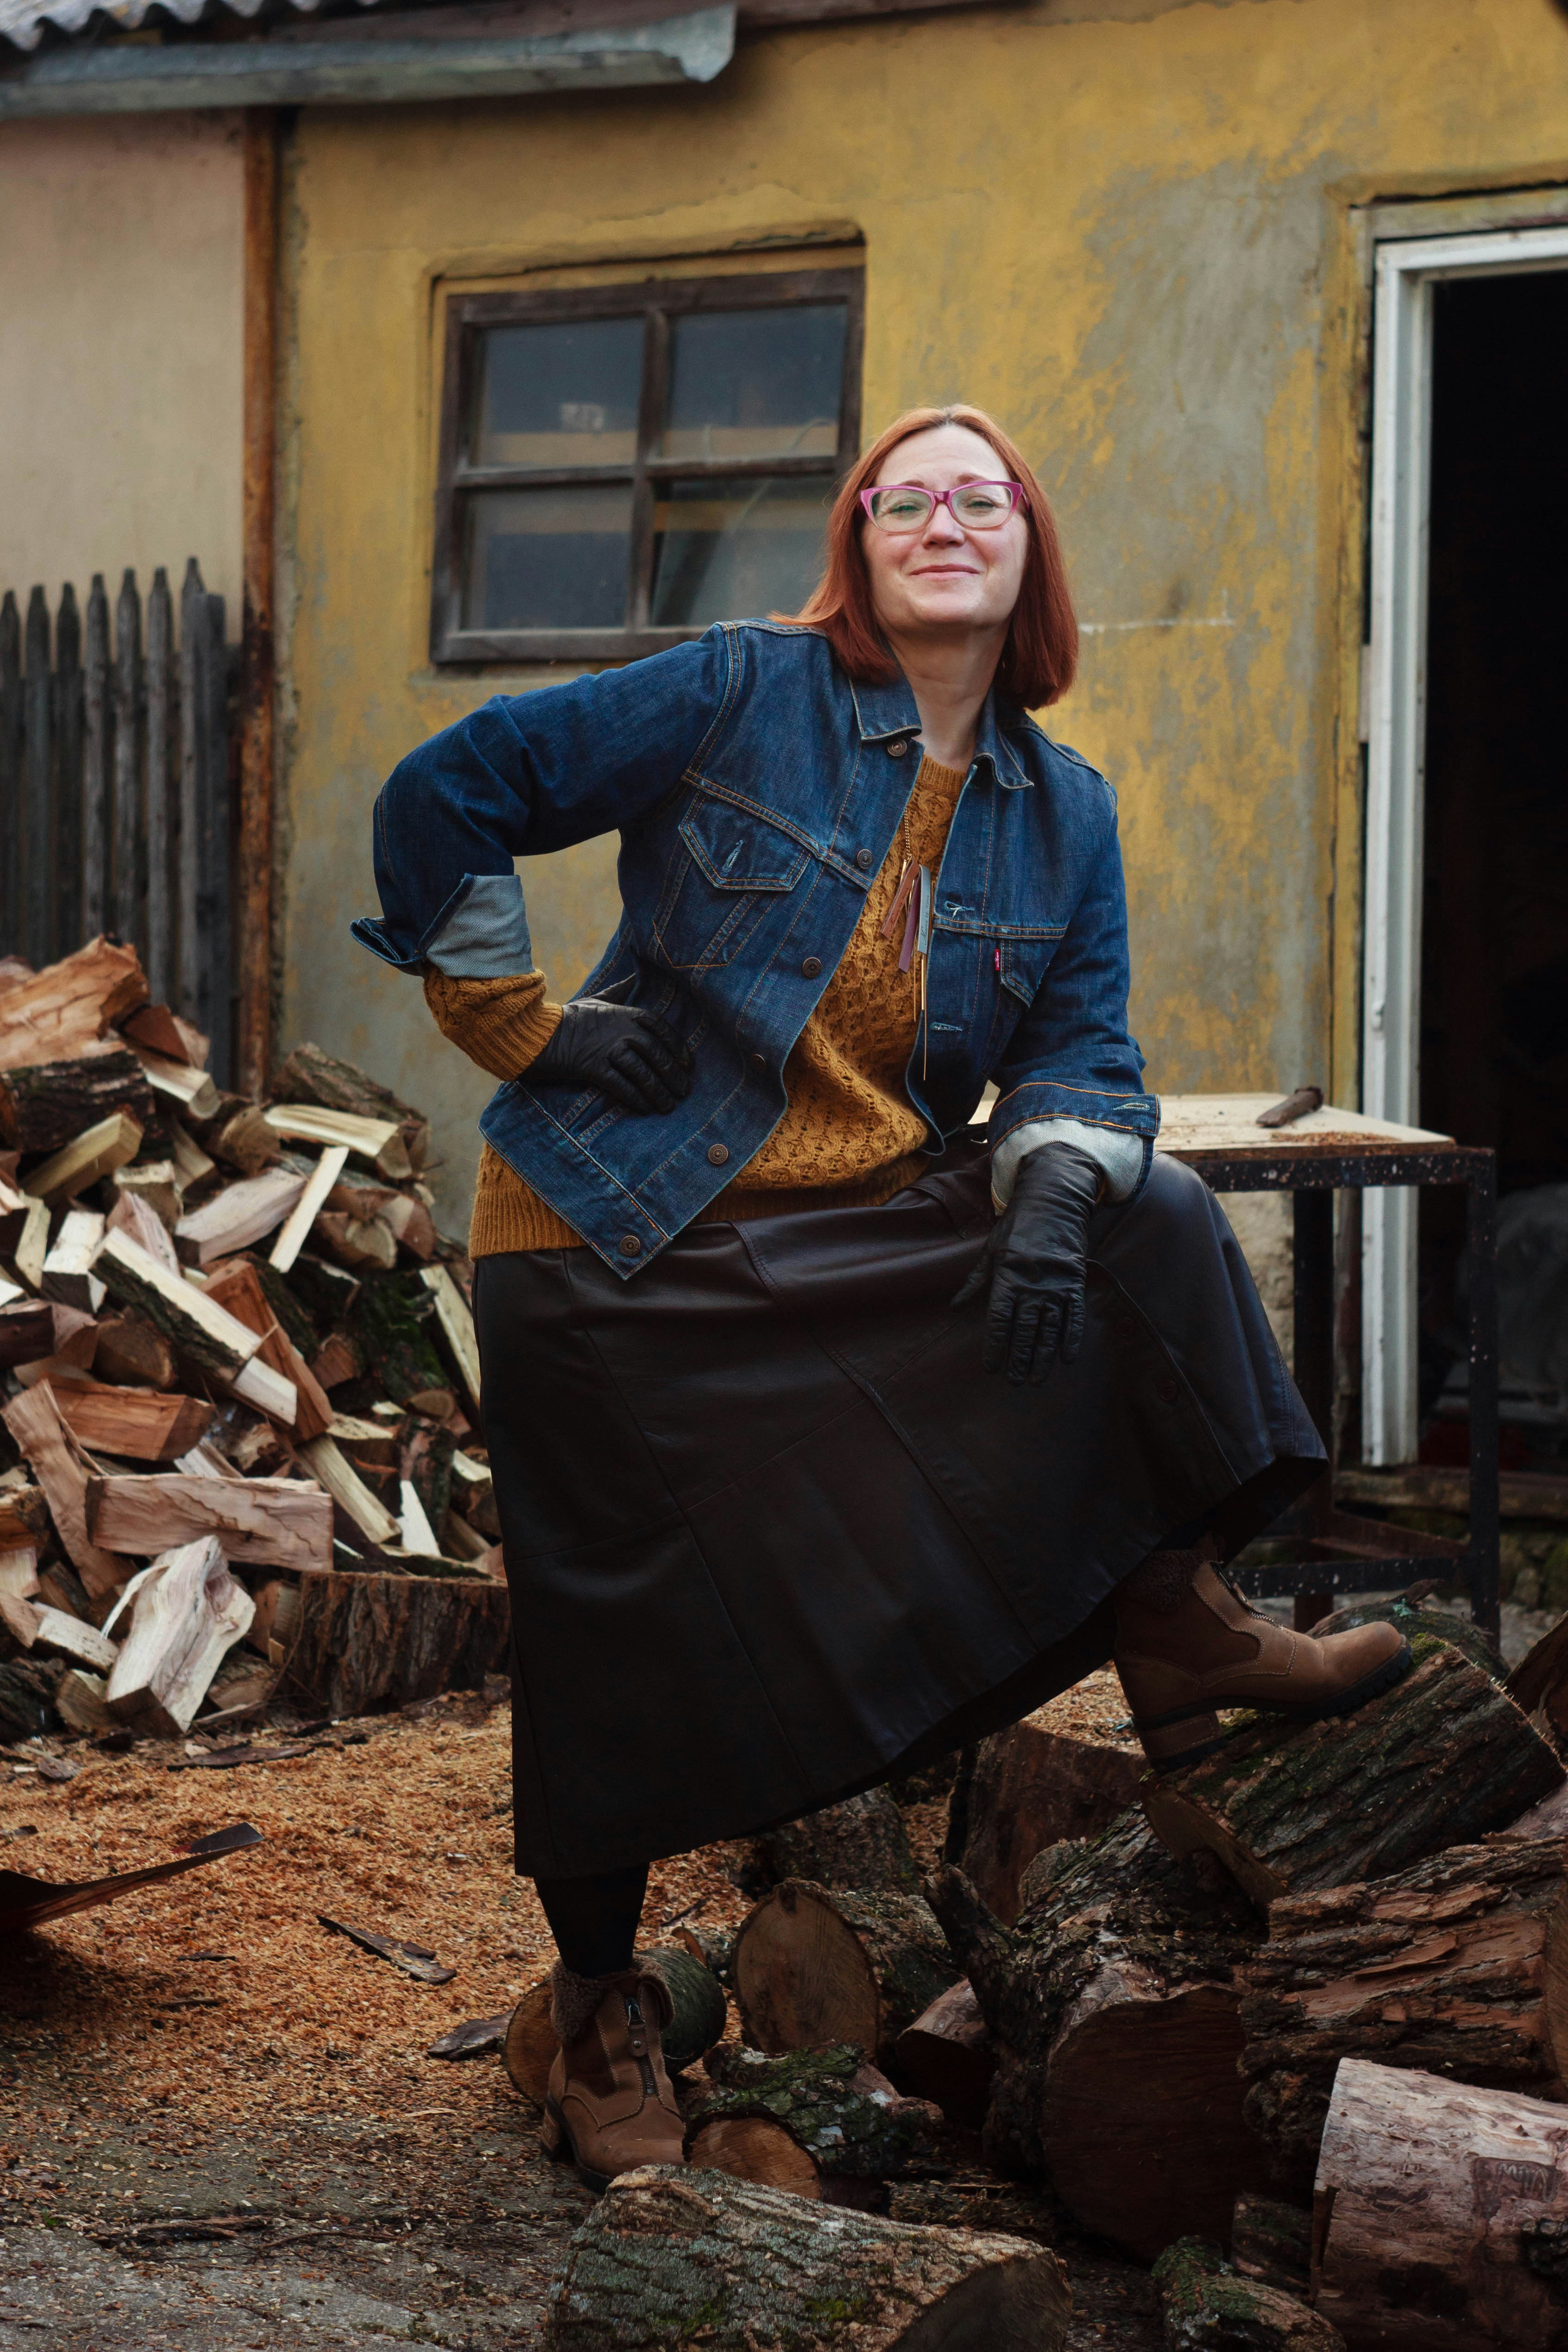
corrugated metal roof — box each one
[0,0,399,54]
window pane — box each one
[650,477,829,627]
[657,305,846,462]
[462,487,632,630]
[471,318,643,468]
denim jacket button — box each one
[619,1235,642,1258]
[887,739,909,758]
[707,1143,730,1166]
[854,848,873,871]
[801,956,822,978]
[750,1052,766,1069]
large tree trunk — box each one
[1313,2059,1568,2352]
[685,2044,949,2205]
[929,1810,1271,2260]
[1143,1634,1563,1907]
[1240,1833,1568,2194]
[542,2165,1071,2351]
[282,1562,510,1716]
[951,1716,1143,1924]
[731,1880,956,2071]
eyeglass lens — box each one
[866,483,1018,532]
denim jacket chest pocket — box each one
[651,786,814,972]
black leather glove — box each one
[951,1140,1102,1384]
[527,998,693,1114]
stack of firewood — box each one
[0,935,509,1748]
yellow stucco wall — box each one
[277,0,1568,1232]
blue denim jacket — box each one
[355,621,1159,1275]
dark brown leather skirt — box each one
[474,1142,1323,1877]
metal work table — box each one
[1159,1095,1500,1639]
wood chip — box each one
[318,1915,457,1984]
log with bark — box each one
[749,1788,920,1897]
[1238,1833,1568,2194]
[88,1471,332,1573]
[0,1300,58,1367]
[0,1049,155,1154]
[731,1880,957,2070]
[265,1103,412,1181]
[892,1978,996,2130]
[1313,2058,1568,2352]
[94,1229,295,1421]
[2,1383,131,1604]
[0,937,146,1071]
[202,1258,332,1442]
[951,1711,1144,1924]
[104,1536,255,1736]
[1142,1631,1563,1907]
[30,1111,145,1207]
[1231,2195,1314,2296]
[541,2166,1071,2352]
[91,1313,177,1390]
[281,1561,510,1716]
[349,1272,448,1403]
[686,2044,950,2206]
[1152,2237,1344,2351]
[269,1041,431,1175]
[108,1186,182,1274]
[41,1207,106,1309]
[503,1944,728,2102]
[420,1264,481,1411]
[132,1046,220,1126]
[929,1811,1270,2259]
[53,1381,214,1464]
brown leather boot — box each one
[1115,1558,1412,1771]
[541,1960,685,2192]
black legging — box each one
[535,1863,649,1977]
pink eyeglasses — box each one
[859,480,1026,534]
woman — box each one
[357,403,1409,2191]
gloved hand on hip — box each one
[527,999,693,1114]
[951,1139,1102,1384]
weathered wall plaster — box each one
[276,0,1568,1233]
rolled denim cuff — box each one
[989,1115,1146,1211]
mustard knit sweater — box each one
[424,755,968,1256]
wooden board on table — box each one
[1154,1094,1454,1159]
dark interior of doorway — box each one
[1418,266,1568,1466]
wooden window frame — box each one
[430,267,865,666]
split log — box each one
[174,1166,309,1265]
[105,1535,254,1736]
[92,1314,177,1391]
[1232,2195,1314,2295]
[0,1299,57,1366]
[308,1331,360,1390]
[129,1044,220,1124]
[268,1144,348,1274]
[313,1210,397,1272]
[686,2044,948,2203]
[953,1712,1144,1924]
[0,1654,65,1739]
[1143,1633,1563,1907]
[731,1881,956,2069]
[541,2166,1071,2352]
[2,1383,130,1601]
[0,937,146,1072]
[54,1666,115,1734]
[1238,1833,1568,2192]
[1313,2059,1568,2352]
[244,1577,300,1656]
[441,1507,492,1563]
[269,1041,430,1175]
[1152,2238,1344,2351]
[324,1172,436,1264]
[1509,1611,1568,1752]
[285,1251,361,1335]
[167,1118,219,1201]
[11,1193,48,1288]
[282,1561,510,1715]
[41,1208,106,1309]
[297,1434,400,1546]
[0,1475,50,1550]
[504,1945,728,2102]
[198,1101,283,1176]
[108,1186,182,1274]
[120,1001,208,1067]
[421,1264,481,1411]
[87,1471,333,1573]
[751,1789,920,1897]
[53,1381,214,1464]
[0,1597,118,1673]
[202,1258,330,1440]
[112,1159,182,1230]
[450,1446,499,1538]
[401,1415,455,1537]
[0,1049,155,1154]
[0,1546,39,1598]
[929,1812,1269,2259]
[94,1229,294,1421]
[265,1102,413,1181]
[893,1978,996,2130]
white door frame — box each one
[1362,220,1568,1463]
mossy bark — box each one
[751,1789,920,1897]
[1152,2236,1344,2350]
[349,1272,447,1403]
[1143,1633,1563,1908]
[542,2165,1071,2352]
[687,2044,948,2184]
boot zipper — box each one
[624,1994,658,2098]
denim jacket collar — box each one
[847,671,1033,790]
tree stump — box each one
[750,1789,919,1897]
[686,2044,949,2206]
[542,2165,1071,2351]
[1314,2059,1568,2352]
[929,1811,1271,2259]
[1143,1634,1563,1907]
[503,1946,727,2102]
[1152,2237,1344,2350]
[283,1563,510,1717]
[894,1978,996,2130]
[953,1716,1143,1924]
[731,1880,956,2070]
[1239,1833,1568,2192]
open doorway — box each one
[1417,267,1568,1469]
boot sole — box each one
[1141,1639,1415,1773]
[542,2094,613,2196]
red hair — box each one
[788,404,1077,709]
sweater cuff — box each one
[988,1115,1145,1211]
[422,969,562,1083]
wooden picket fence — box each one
[0,561,234,1085]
